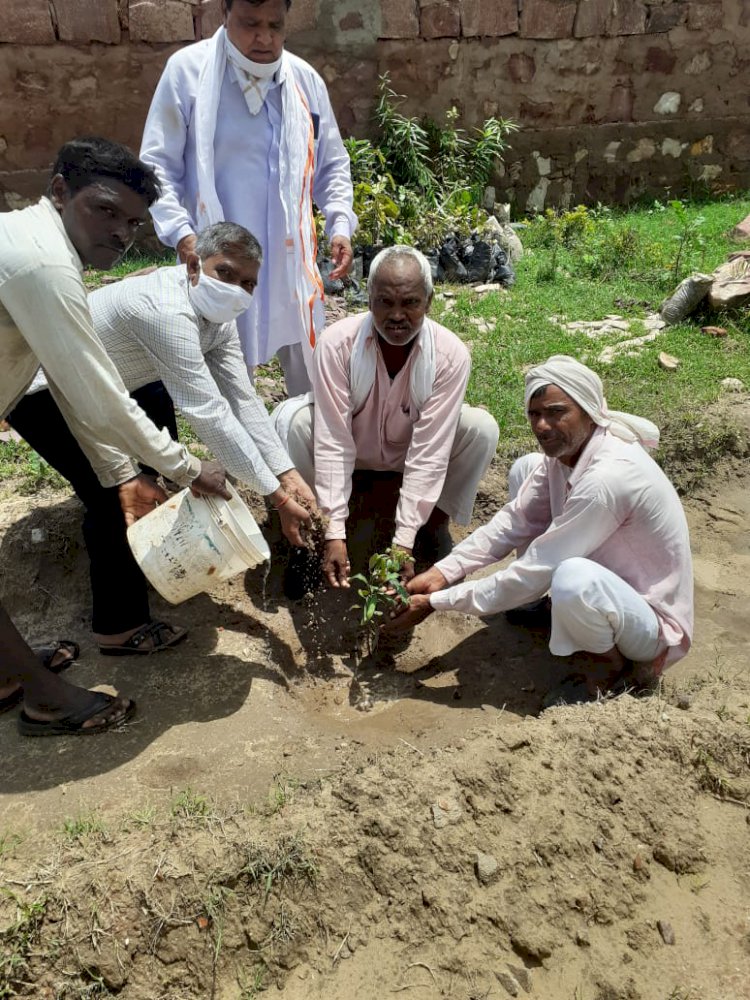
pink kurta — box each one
[313,313,470,547]
[431,427,694,664]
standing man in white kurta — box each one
[140,0,357,394]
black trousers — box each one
[7,382,178,635]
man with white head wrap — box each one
[273,246,500,592]
[388,355,693,704]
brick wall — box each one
[1,0,748,213]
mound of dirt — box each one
[1,697,748,1000]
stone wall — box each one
[1,0,748,213]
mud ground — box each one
[1,428,749,998]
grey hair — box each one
[195,222,263,263]
[367,245,434,297]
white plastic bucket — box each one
[127,482,270,604]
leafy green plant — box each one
[374,76,433,195]
[351,546,411,655]
[344,76,517,253]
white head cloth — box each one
[349,313,436,415]
[269,313,436,449]
[193,27,324,380]
[524,354,660,450]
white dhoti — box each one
[276,343,312,396]
[287,402,499,525]
[509,453,665,662]
[549,557,665,662]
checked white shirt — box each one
[30,265,293,496]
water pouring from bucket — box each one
[127,482,270,605]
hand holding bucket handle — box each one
[118,474,169,528]
[190,460,232,501]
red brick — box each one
[55,0,121,43]
[647,2,686,33]
[645,46,677,72]
[128,0,195,42]
[421,2,461,38]
[0,0,55,44]
[608,0,647,35]
[381,0,420,38]
[520,0,577,39]
[686,2,724,29]
[460,0,518,36]
[574,0,613,36]
[508,53,536,84]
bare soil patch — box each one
[1,410,749,999]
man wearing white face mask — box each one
[11,222,316,653]
[140,0,357,395]
[272,246,500,589]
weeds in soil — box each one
[238,835,318,903]
[0,437,68,495]
[266,774,300,816]
[0,890,48,997]
[669,200,707,281]
[0,832,22,858]
[238,963,268,998]
[123,805,158,831]
[62,813,107,843]
[351,546,411,656]
[170,787,213,823]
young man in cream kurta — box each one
[140,0,357,394]
[0,137,228,736]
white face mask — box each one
[225,34,283,78]
[188,264,253,324]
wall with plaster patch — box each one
[1,0,748,214]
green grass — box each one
[2,196,748,497]
[430,196,750,466]
[0,437,68,495]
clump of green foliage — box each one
[0,437,68,495]
[352,546,411,655]
[344,75,518,250]
[524,200,709,288]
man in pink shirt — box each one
[277,246,499,588]
[388,355,694,705]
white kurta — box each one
[141,43,356,367]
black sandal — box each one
[1,640,81,715]
[18,692,136,737]
[98,621,187,656]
